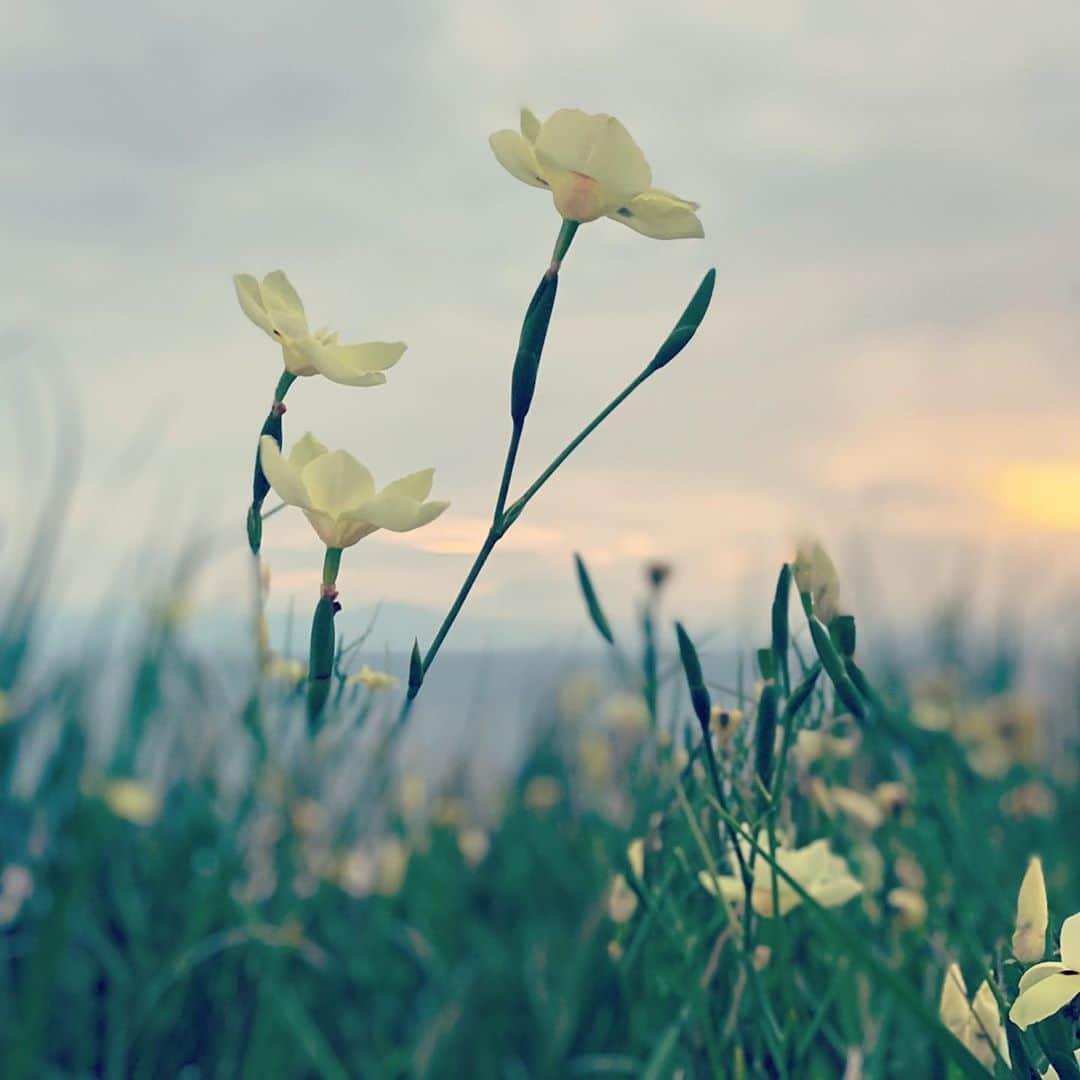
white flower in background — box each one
[698,831,862,918]
[1013,856,1049,963]
[939,963,1010,1069]
[259,433,449,549]
[489,108,704,239]
[607,837,646,924]
[1010,912,1080,1030]
[235,270,405,387]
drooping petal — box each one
[301,449,376,516]
[520,107,541,142]
[353,493,448,532]
[287,432,329,470]
[311,343,406,386]
[260,270,309,339]
[489,129,549,189]
[1009,970,1080,1030]
[259,436,312,509]
[1060,911,1080,970]
[234,274,275,336]
[379,468,434,502]
[1017,961,1068,993]
[608,188,704,240]
[534,109,651,200]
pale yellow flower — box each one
[939,964,1009,1069]
[101,780,162,827]
[698,832,862,918]
[457,828,490,868]
[260,433,448,549]
[710,705,743,745]
[264,655,306,684]
[607,838,645,923]
[1013,856,1049,963]
[1010,912,1080,1030]
[886,887,927,929]
[235,270,405,386]
[346,665,399,691]
[489,108,704,239]
[601,692,650,734]
[825,786,886,831]
[793,538,841,624]
[523,776,563,811]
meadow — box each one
[2,106,1079,1078]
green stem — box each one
[503,367,652,527]
[322,547,343,588]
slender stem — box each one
[504,368,651,525]
[493,422,524,523]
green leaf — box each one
[674,621,711,727]
[573,552,615,645]
[510,273,559,424]
[646,268,716,372]
[771,563,792,694]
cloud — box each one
[2,0,1079,642]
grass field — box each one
[2,543,1077,1079]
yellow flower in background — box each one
[264,655,307,684]
[793,538,841,623]
[523,775,563,811]
[235,270,405,387]
[100,780,162,827]
[886,887,927,929]
[1013,856,1049,963]
[346,665,399,691]
[1010,912,1080,1030]
[0,689,10,725]
[259,433,449,549]
[698,832,861,918]
[939,964,1009,1069]
[607,838,646,924]
[489,108,704,239]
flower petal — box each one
[520,107,541,142]
[1060,911,1080,970]
[287,432,328,471]
[1018,961,1068,993]
[1009,971,1080,1030]
[352,493,448,533]
[259,436,312,509]
[1013,856,1049,962]
[260,270,309,339]
[300,449,375,516]
[489,129,549,189]
[609,188,705,240]
[380,468,434,502]
[234,274,274,336]
[534,109,651,200]
[939,963,970,1039]
[315,343,408,386]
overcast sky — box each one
[3,0,1080,652]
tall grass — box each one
[1,536,1077,1078]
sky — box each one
[3,0,1080,654]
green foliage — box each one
[1,554,1078,1078]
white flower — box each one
[698,832,862,918]
[939,964,1010,1069]
[235,270,405,386]
[1010,912,1080,1030]
[1013,855,1049,964]
[489,108,703,239]
[259,433,448,549]
[346,665,399,691]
